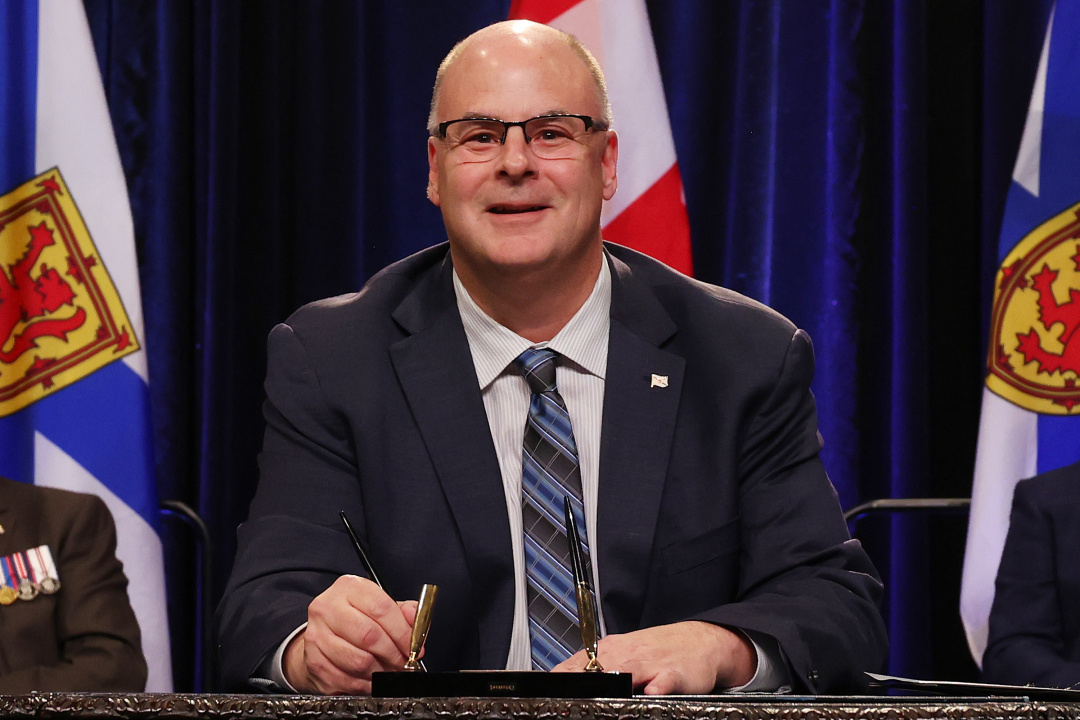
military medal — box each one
[0,547,58,604]
[16,578,37,601]
[0,560,16,604]
[0,556,18,605]
[11,552,39,600]
[28,545,60,594]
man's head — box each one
[426,20,618,297]
[427,23,613,136]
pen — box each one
[404,583,438,671]
[339,510,426,671]
[340,510,383,587]
[564,497,603,672]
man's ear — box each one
[427,137,441,206]
[601,131,618,201]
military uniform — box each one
[0,477,146,693]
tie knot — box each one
[514,347,558,395]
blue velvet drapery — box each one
[81,0,1054,689]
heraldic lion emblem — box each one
[987,200,1080,414]
[0,169,139,417]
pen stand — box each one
[372,670,633,698]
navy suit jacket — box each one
[983,460,1080,687]
[217,242,886,693]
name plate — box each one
[372,670,633,698]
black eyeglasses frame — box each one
[435,114,602,144]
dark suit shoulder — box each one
[283,243,449,330]
[605,242,803,365]
[0,477,109,528]
[606,242,795,323]
[1014,461,1080,508]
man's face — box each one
[427,27,618,286]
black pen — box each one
[340,510,382,587]
[340,510,426,671]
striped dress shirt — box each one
[453,263,611,671]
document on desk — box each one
[866,672,1080,701]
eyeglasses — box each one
[435,114,604,160]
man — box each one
[0,477,147,692]
[217,20,887,695]
[981,460,1080,688]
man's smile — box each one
[487,204,549,214]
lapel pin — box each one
[650,374,668,388]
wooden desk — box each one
[2,695,1079,720]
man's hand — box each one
[551,621,756,695]
[283,575,418,695]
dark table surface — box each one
[2,694,1079,720]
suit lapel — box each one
[389,256,515,668]
[597,252,684,634]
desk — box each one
[1,695,1078,720]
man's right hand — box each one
[283,575,418,695]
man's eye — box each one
[461,128,501,144]
[530,124,574,143]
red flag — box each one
[509,0,694,276]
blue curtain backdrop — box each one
[78,0,1054,690]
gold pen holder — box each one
[575,584,604,672]
[404,584,438,672]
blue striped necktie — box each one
[514,347,591,670]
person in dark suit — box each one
[217,20,886,696]
[982,460,1080,688]
[0,477,147,692]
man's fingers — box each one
[324,602,409,668]
[642,670,683,695]
[547,622,751,695]
[310,576,413,666]
[310,621,383,676]
[291,575,421,694]
[303,633,376,695]
[582,639,657,690]
[340,576,416,659]
[551,651,589,673]
[399,599,419,626]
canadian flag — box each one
[509,0,694,276]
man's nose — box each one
[496,126,537,177]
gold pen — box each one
[341,511,434,672]
[564,497,603,672]
[404,584,438,671]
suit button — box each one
[808,670,819,682]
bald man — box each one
[217,20,886,696]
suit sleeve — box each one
[215,322,365,690]
[690,329,887,693]
[982,480,1080,687]
[0,494,146,693]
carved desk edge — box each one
[0,695,1076,720]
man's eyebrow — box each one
[455,108,576,121]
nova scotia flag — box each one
[961,0,1080,667]
[0,1,172,689]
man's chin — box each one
[448,229,602,282]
